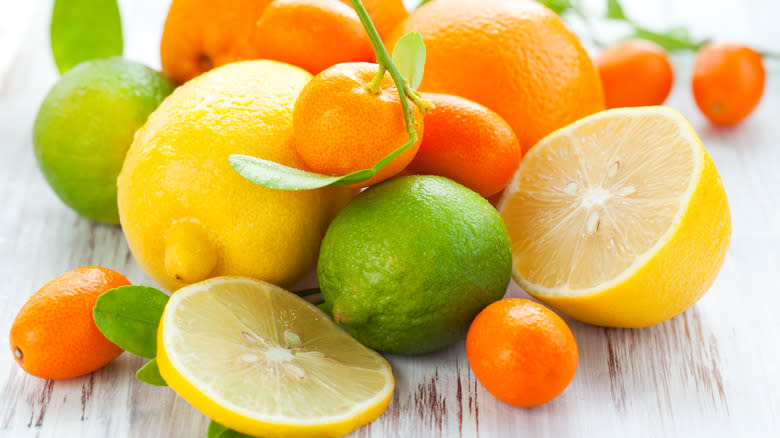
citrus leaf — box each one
[606,0,627,20]
[136,359,167,386]
[392,32,426,90]
[207,421,255,438]
[539,0,573,14]
[629,26,706,51]
[93,285,169,358]
[51,0,123,73]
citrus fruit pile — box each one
[13,0,740,436]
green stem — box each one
[367,65,387,94]
[762,51,780,61]
[350,0,430,143]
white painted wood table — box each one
[1,0,779,436]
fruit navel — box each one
[164,219,217,284]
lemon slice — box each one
[156,277,394,438]
[499,107,730,327]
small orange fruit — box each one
[10,267,129,379]
[596,39,674,108]
[407,93,521,197]
[254,0,374,74]
[466,299,578,407]
[692,42,766,126]
[160,0,274,84]
[390,0,604,153]
[293,62,424,188]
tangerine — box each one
[596,39,674,108]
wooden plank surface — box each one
[1,0,779,436]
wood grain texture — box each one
[1,0,779,436]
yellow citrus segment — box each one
[499,107,731,327]
[157,277,394,438]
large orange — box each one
[9,267,129,379]
[390,0,604,153]
[161,0,406,84]
[292,62,424,188]
[160,0,273,84]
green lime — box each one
[33,57,175,224]
[318,175,512,355]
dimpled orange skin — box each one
[390,0,604,154]
[254,0,374,75]
[9,267,128,380]
[160,0,274,84]
[596,39,674,108]
[692,43,766,126]
[466,299,578,407]
[293,62,424,188]
[407,93,521,197]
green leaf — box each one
[230,133,417,190]
[51,0,123,73]
[606,0,627,20]
[93,285,169,358]
[136,359,167,386]
[207,421,256,438]
[415,0,433,9]
[539,0,573,14]
[629,26,706,51]
[392,32,426,90]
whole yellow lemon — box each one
[118,60,353,291]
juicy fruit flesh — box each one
[501,110,699,294]
[159,278,393,427]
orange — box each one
[338,0,408,40]
[596,39,674,108]
[406,93,521,197]
[293,62,424,188]
[390,0,604,153]
[253,0,374,75]
[160,0,274,84]
[466,299,578,407]
[692,42,766,126]
[160,0,405,84]
[9,267,129,379]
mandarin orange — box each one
[692,42,766,126]
[596,39,674,108]
[466,299,578,407]
[253,0,373,74]
[10,267,129,379]
[407,93,521,197]
[390,0,604,153]
[292,62,424,188]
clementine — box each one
[292,62,424,188]
[254,0,373,74]
[10,267,129,379]
[466,299,578,407]
[596,39,674,108]
[692,42,765,126]
[407,93,521,197]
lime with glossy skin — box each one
[318,175,512,355]
[33,57,175,224]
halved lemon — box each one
[156,277,394,437]
[498,107,730,327]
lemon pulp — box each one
[157,277,394,438]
